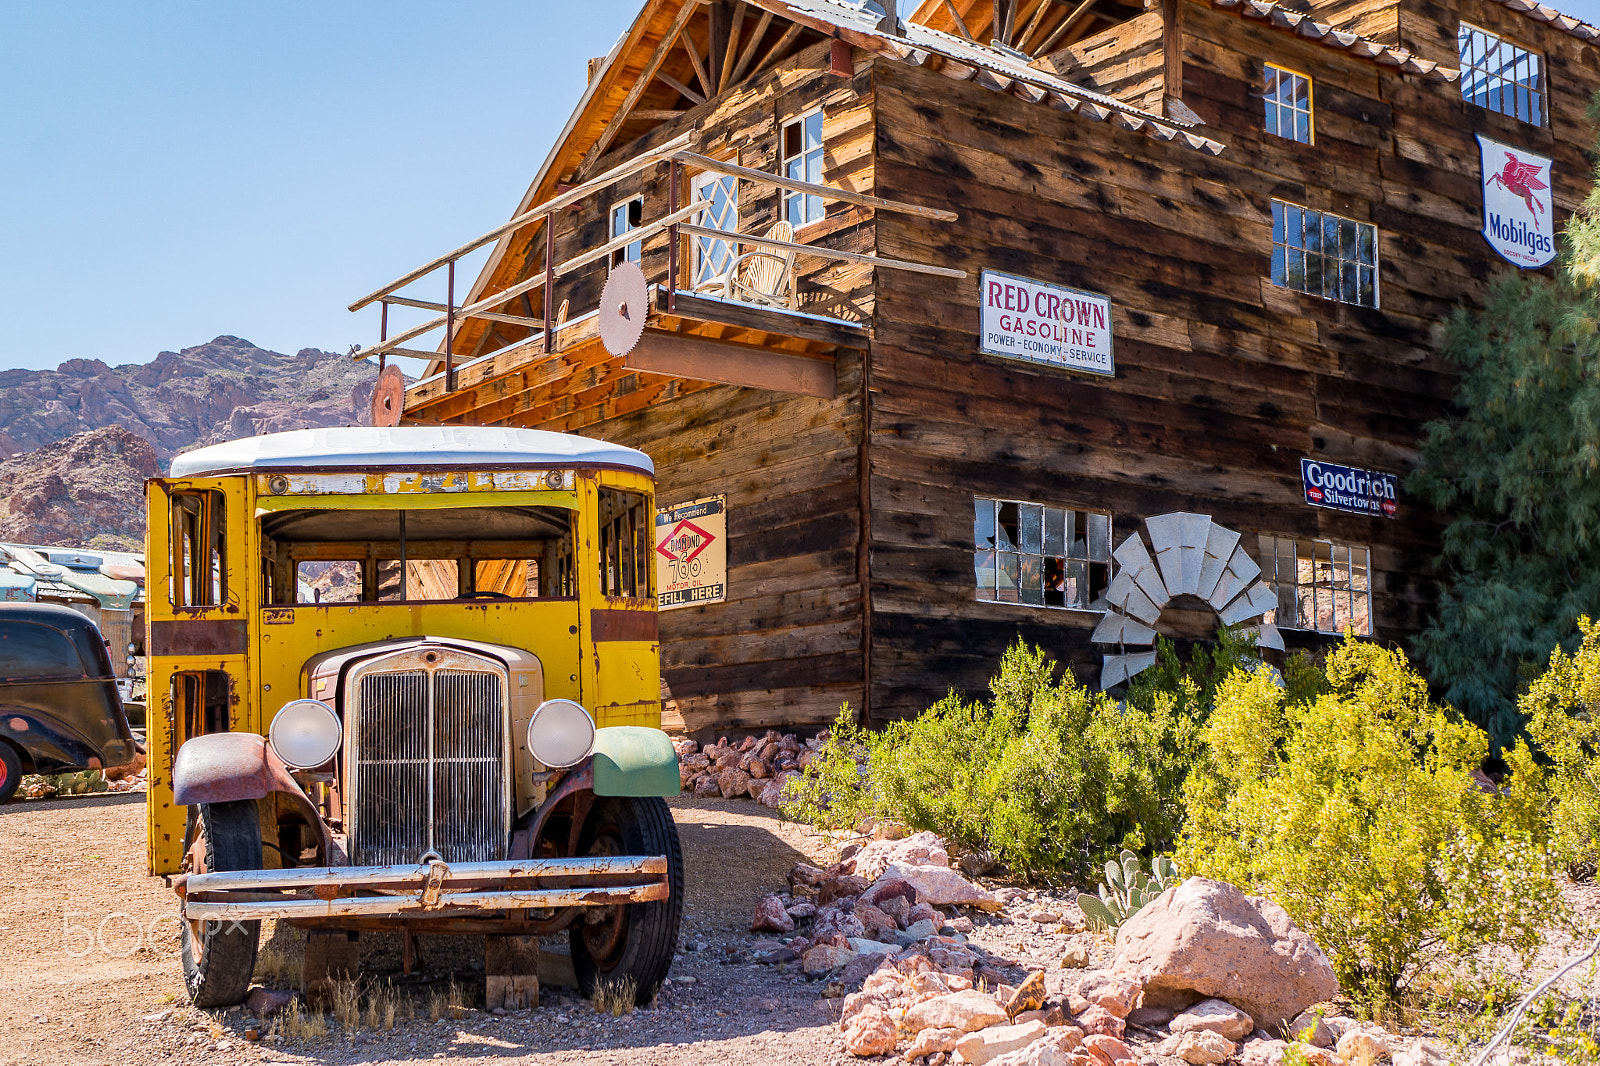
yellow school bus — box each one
[145,426,680,1008]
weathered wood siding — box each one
[863,0,1593,721]
[503,43,879,738]
[1038,11,1167,111]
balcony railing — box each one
[348,131,964,396]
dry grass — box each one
[592,976,637,1018]
[277,1002,328,1042]
[363,980,401,1031]
[428,979,469,1022]
[330,979,362,1031]
[253,942,299,988]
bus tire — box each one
[0,742,21,804]
[570,796,684,1006]
[181,800,262,1007]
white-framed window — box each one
[610,196,643,269]
[1263,64,1313,144]
[782,110,825,227]
[1271,200,1378,308]
[1459,23,1544,126]
[974,497,1112,609]
[1258,534,1372,636]
[691,171,739,290]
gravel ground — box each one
[0,792,860,1066]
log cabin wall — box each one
[512,40,878,738]
[862,0,1597,721]
[1035,10,1168,110]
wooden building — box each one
[352,0,1600,735]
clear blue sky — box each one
[5,0,1600,375]
[0,1,636,373]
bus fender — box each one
[591,726,680,798]
[173,732,331,854]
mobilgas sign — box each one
[1477,133,1555,269]
[1301,459,1397,519]
[979,270,1113,376]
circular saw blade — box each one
[370,363,406,427]
[599,260,649,356]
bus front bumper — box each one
[177,855,670,921]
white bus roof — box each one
[168,427,654,477]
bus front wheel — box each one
[570,796,684,1006]
[181,800,262,1007]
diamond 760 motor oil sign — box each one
[654,495,727,610]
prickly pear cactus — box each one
[1077,849,1179,933]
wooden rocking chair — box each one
[720,221,796,308]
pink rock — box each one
[854,901,898,942]
[751,894,796,934]
[838,990,889,1029]
[739,735,758,752]
[672,738,699,756]
[1170,998,1255,1042]
[785,899,817,919]
[717,768,752,798]
[842,1004,897,1057]
[863,877,921,909]
[908,1026,964,1058]
[852,830,952,881]
[692,775,721,798]
[245,986,295,1017]
[903,989,1011,1033]
[955,1021,1050,1065]
[877,893,912,927]
[814,907,867,942]
[1082,1034,1136,1066]
[802,941,857,976]
[1074,1005,1125,1040]
[748,758,771,779]
[1112,878,1339,1031]
[907,901,942,927]
[819,874,872,905]
[871,862,1002,911]
[1075,973,1141,1019]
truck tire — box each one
[181,800,262,1007]
[0,742,21,804]
[570,796,684,1006]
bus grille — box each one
[350,664,507,866]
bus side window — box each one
[598,489,651,599]
[173,670,231,738]
[170,491,227,607]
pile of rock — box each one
[750,831,1016,986]
[675,731,820,808]
[819,873,1444,1066]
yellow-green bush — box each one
[1179,638,1561,1002]
[1521,618,1600,877]
[782,641,1193,882]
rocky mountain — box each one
[0,336,378,463]
[0,336,385,550]
[0,426,160,551]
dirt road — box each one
[0,793,854,1066]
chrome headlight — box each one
[269,699,342,769]
[526,699,595,768]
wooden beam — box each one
[657,70,706,106]
[680,27,714,98]
[677,222,968,278]
[381,295,542,329]
[750,21,804,78]
[350,133,691,312]
[1034,0,1097,54]
[1161,0,1183,102]
[940,0,977,41]
[718,2,746,92]
[626,329,835,397]
[729,10,773,85]
[554,202,701,277]
[663,290,867,349]
[674,151,959,221]
[355,272,550,361]
[582,0,704,173]
[629,109,688,121]
[1017,0,1054,52]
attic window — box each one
[1263,64,1312,144]
[783,111,825,228]
[1459,24,1544,126]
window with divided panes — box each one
[610,197,643,269]
[1258,534,1372,635]
[599,489,652,599]
[1263,64,1312,143]
[1459,24,1544,126]
[974,497,1112,609]
[783,111,825,227]
[1271,200,1377,308]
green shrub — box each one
[1179,637,1562,1003]
[782,640,1194,883]
[1124,624,1325,726]
[1521,617,1600,877]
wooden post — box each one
[543,214,555,354]
[484,935,540,1011]
[445,260,456,393]
[303,930,360,1006]
[1162,0,1184,110]
[668,160,680,314]
[830,37,852,78]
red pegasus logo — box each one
[1487,152,1549,230]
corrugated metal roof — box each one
[1488,0,1600,43]
[757,0,1230,154]
[1206,0,1460,79]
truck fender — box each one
[591,726,680,798]
[172,732,331,856]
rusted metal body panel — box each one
[148,618,250,657]
[590,609,660,643]
[172,731,304,806]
